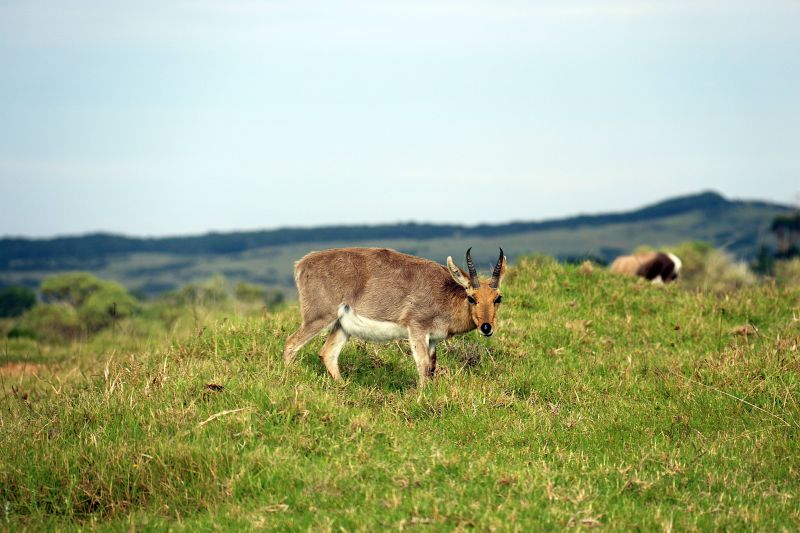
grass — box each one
[1,257,799,530]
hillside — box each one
[2,258,798,529]
[0,191,792,295]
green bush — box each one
[0,285,36,318]
[15,303,82,341]
[234,281,266,302]
[200,275,229,305]
[663,242,755,292]
[235,281,285,308]
[701,249,757,291]
[166,275,231,308]
[79,284,140,332]
[265,290,285,309]
[16,273,141,338]
[40,272,108,306]
[775,258,800,289]
[752,244,776,275]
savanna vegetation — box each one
[0,191,792,297]
[1,248,798,530]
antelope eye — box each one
[494,295,503,304]
[467,296,477,305]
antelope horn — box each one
[465,248,480,288]
[490,248,505,288]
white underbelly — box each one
[338,304,408,341]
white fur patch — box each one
[428,330,448,342]
[667,252,683,274]
[338,304,408,341]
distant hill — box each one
[0,191,793,295]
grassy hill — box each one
[0,191,792,296]
[1,258,798,529]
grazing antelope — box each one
[610,251,682,284]
[283,247,507,385]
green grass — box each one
[1,257,799,530]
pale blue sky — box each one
[1,1,798,237]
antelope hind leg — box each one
[283,317,333,364]
[319,323,348,380]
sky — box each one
[1,0,798,238]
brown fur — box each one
[283,247,506,385]
[610,252,657,276]
[610,252,679,283]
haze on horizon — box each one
[1,1,798,239]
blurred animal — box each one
[283,247,506,385]
[610,252,682,284]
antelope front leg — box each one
[428,340,438,377]
[408,331,433,386]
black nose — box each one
[480,323,493,336]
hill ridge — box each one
[0,191,791,264]
[0,190,793,294]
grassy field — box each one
[1,257,799,530]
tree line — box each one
[2,191,785,269]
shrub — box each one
[0,285,36,318]
[15,303,82,341]
[235,281,285,308]
[79,284,140,332]
[265,290,285,309]
[751,245,775,276]
[701,249,757,292]
[6,325,37,339]
[40,272,108,306]
[665,242,755,292]
[200,275,230,305]
[234,281,266,302]
[167,275,231,308]
[19,273,141,338]
[775,258,800,289]
[771,211,800,258]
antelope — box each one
[610,251,682,284]
[283,247,507,385]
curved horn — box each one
[490,248,505,288]
[465,248,480,288]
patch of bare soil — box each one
[0,362,47,376]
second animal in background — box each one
[610,251,682,284]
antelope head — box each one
[447,248,507,337]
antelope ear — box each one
[447,256,471,289]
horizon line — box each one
[2,189,793,241]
